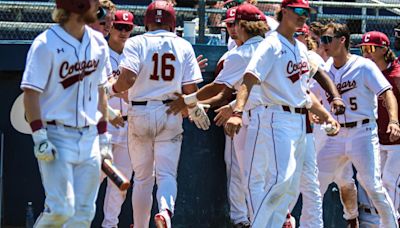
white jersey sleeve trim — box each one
[119,64,139,76]
[182,78,203,85]
[214,79,235,89]
[377,85,392,96]
[20,83,45,93]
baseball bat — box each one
[101,159,131,191]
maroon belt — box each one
[282,105,307,115]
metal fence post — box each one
[361,0,367,33]
[198,0,206,44]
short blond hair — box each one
[52,8,70,24]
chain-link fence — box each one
[0,0,399,45]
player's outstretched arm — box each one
[225,73,257,137]
[381,89,400,142]
[106,67,137,97]
[313,67,345,115]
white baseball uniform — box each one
[101,47,133,228]
[119,29,202,228]
[290,49,326,228]
[214,36,265,225]
[317,55,398,228]
[242,30,310,227]
[21,25,109,226]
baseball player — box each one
[317,22,400,228]
[359,31,400,226]
[224,0,340,227]
[291,23,346,228]
[20,0,112,226]
[89,0,116,37]
[167,4,269,227]
[101,10,135,228]
[106,1,208,228]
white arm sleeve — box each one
[214,53,245,89]
[245,38,276,82]
[182,44,203,85]
[120,38,141,75]
[364,59,392,96]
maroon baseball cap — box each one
[282,0,316,13]
[296,24,310,35]
[359,31,390,47]
[223,6,238,23]
[235,4,266,22]
[114,10,134,25]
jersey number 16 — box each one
[150,53,176,81]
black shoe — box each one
[233,221,251,228]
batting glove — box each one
[188,103,211,130]
[99,132,113,161]
[32,129,56,162]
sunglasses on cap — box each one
[395,28,400,38]
[320,35,341,44]
[288,7,310,17]
[360,45,379,54]
[113,23,134,32]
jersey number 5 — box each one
[349,97,357,110]
[150,53,176,81]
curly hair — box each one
[322,22,351,50]
[238,20,269,37]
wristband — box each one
[30,119,43,132]
[97,121,107,134]
[331,97,343,102]
[183,93,198,105]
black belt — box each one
[340,119,369,128]
[47,120,89,129]
[282,105,307,115]
[122,116,128,121]
[363,207,379,214]
[131,100,173,106]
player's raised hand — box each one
[225,115,242,138]
[166,93,187,115]
[214,104,233,126]
[331,98,346,115]
[196,55,208,72]
[387,121,400,142]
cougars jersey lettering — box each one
[378,59,400,145]
[325,55,391,123]
[245,31,311,108]
[21,25,109,127]
[214,36,265,111]
[120,30,202,101]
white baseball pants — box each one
[128,101,183,228]
[292,133,323,228]
[246,106,306,228]
[358,182,381,228]
[102,141,133,228]
[34,125,101,227]
[317,122,398,228]
[380,144,400,216]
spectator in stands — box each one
[394,23,400,51]
[90,0,116,37]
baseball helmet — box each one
[144,1,176,32]
[56,0,91,15]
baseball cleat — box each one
[154,210,171,228]
[233,221,251,228]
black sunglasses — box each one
[113,23,133,32]
[320,35,341,44]
[294,32,305,37]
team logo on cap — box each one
[157,9,162,16]
[123,13,129,21]
[364,34,370,42]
